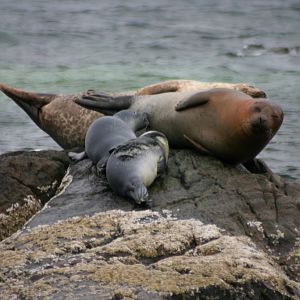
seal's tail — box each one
[0,82,56,107]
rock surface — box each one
[1,149,300,299]
[1,210,299,300]
[0,150,69,241]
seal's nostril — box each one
[259,117,265,125]
[254,106,262,113]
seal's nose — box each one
[128,184,149,204]
[251,116,268,132]
[250,100,284,135]
[259,116,267,125]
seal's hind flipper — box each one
[75,92,133,115]
[0,82,55,107]
[175,91,210,111]
[136,80,181,95]
[0,82,56,126]
[68,151,87,162]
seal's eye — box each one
[254,106,262,113]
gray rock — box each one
[0,150,69,241]
[1,149,300,299]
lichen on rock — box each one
[1,210,299,299]
[0,149,300,299]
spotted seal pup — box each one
[68,110,149,170]
[106,131,169,204]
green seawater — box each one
[0,0,299,178]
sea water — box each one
[0,0,299,178]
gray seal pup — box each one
[68,110,149,169]
[76,88,283,166]
[0,81,266,149]
[106,131,169,204]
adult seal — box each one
[68,110,149,169]
[106,131,169,204]
[0,80,266,149]
[76,88,283,165]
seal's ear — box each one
[175,91,210,111]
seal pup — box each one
[76,88,283,165]
[68,110,149,169]
[106,131,169,204]
[0,81,266,149]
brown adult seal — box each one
[76,88,283,165]
[0,80,266,150]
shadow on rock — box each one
[0,150,69,241]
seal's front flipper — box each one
[175,91,211,111]
[96,155,110,175]
[75,92,133,115]
[184,134,212,156]
[243,158,284,189]
[68,151,87,162]
[243,158,271,174]
[157,157,168,176]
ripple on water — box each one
[0,0,299,179]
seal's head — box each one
[114,110,149,131]
[125,179,149,204]
[241,99,284,139]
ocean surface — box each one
[0,0,299,179]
